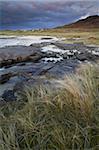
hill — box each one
[57,15,99,29]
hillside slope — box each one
[57,15,99,29]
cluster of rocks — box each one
[0,42,99,102]
[0,46,44,68]
[44,42,99,61]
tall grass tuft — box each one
[0,63,99,150]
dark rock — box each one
[45,52,59,58]
[63,53,68,59]
[2,90,17,102]
[41,37,53,40]
[25,52,44,62]
[0,73,13,84]
[44,59,79,78]
[86,52,98,60]
[76,53,87,61]
[76,52,98,61]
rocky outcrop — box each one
[0,46,44,67]
[0,73,13,84]
[0,42,99,102]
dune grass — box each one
[0,63,99,150]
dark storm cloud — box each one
[0,0,99,29]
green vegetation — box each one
[0,63,99,150]
[0,28,99,45]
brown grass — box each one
[0,63,99,149]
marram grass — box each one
[0,63,99,150]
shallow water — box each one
[0,35,59,48]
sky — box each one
[0,0,99,30]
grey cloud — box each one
[0,0,99,29]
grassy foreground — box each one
[0,63,99,150]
